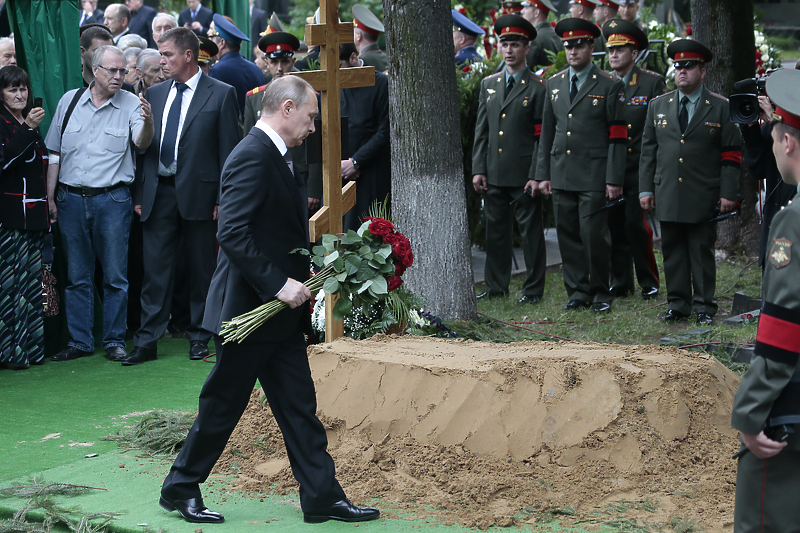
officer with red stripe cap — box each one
[639,39,742,324]
[352,4,387,72]
[535,17,627,313]
[732,67,800,533]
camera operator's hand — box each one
[758,96,773,124]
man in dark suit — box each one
[79,0,103,26]
[125,0,156,47]
[250,0,269,46]
[123,27,240,365]
[178,0,214,37]
[159,75,380,526]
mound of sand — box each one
[212,336,741,530]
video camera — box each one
[729,74,772,125]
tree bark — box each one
[690,0,758,255]
[383,0,478,320]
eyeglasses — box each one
[96,65,129,76]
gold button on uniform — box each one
[679,177,683,182]
[679,158,684,163]
[627,137,632,141]
[628,148,632,153]
[628,124,632,129]
[568,113,573,118]
[567,131,571,136]
[680,139,685,144]
[499,131,504,136]
[502,113,506,118]
[498,148,503,153]
[566,150,571,155]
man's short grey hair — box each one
[0,37,14,48]
[124,47,142,63]
[118,33,147,51]
[92,45,125,67]
[152,13,178,31]
[136,49,161,71]
[261,75,315,117]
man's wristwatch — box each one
[350,158,360,170]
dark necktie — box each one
[284,151,295,178]
[505,75,515,99]
[570,74,578,103]
[160,83,189,170]
[679,96,689,134]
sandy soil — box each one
[211,335,741,531]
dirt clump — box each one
[211,336,740,531]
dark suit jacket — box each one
[203,127,312,342]
[209,52,266,117]
[250,7,268,45]
[128,4,157,48]
[178,5,214,37]
[135,72,241,222]
[80,8,104,26]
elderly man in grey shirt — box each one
[45,45,153,363]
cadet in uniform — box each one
[639,40,741,324]
[569,0,605,53]
[197,36,218,75]
[603,19,664,299]
[453,9,485,69]
[352,4,387,72]
[536,18,627,313]
[618,0,648,34]
[732,67,800,533]
[520,0,563,69]
[594,0,621,27]
[472,15,548,304]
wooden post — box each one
[290,0,375,342]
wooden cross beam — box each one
[290,0,375,342]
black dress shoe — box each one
[641,287,659,300]
[477,291,506,300]
[121,346,157,366]
[696,312,714,325]
[610,287,630,298]
[662,309,689,322]
[159,495,224,523]
[303,498,380,524]
[563,299,590,310]
[105,346,127,362]
[189,341,209,361]
[517,295,541,305]
[52,346,94,362]
[593,302,611,313]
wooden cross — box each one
[290,0,375,342]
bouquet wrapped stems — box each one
[220,264,336,344]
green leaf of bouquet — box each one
[368,259,382,270]
[336,272,347,282]
[376,245,392,260]
[290,247,310,256]
[340,230,362,245]
[312,256,325,267]
[345,256,361,275]
[323,250,340,265]
[333,297,351,321]
[323,277,340,294]
[333,256,345,271]
[312,245,327,257]
[371,276,388,295]
[356,262,374,281]
[357,279,373,294]
[357,220,371,237]
[322,234,338,246]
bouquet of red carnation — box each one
[221,217,413,343]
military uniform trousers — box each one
[483,185,546,298]
[659,220,717,316]
[734,444,800,532]
[608,170,659,294]
[553,189,612,304]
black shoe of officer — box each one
[696,313,714,325]
[593,302,611,314]
[517,295,540,305]
[563,299,590,310]
[662,309,689,322]
[641,287,659,300]
[477,291,506,300]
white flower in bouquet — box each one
[762,53,770,63]
[760,44,769,54]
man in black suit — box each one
[159,75,380,525]
[178,0,214,37]
[124,27,240,365]
[79,0,103,26]
[250,0,269,46]
[126,0,157,47]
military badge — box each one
[770,238,792,268]
[593,98,598,106]
[551,88,559,102]
[523,96,529,107]
[627,96,649,106]
[705,122,721,128]
[487,89,496,94]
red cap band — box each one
[562,28,594,40]
[501,25,531,39]
[774,106,800,130]
[529,0,551,11]
[354,17,380,36]
[574,0,596,8]
[673,50,704,62]
[265,43,293,54]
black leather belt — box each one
[62,182,127,197]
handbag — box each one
[42,264,59,317]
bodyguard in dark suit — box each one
[125,0,157,48]
[124,28,240,365]
[536,18,627,313]
[159,75,380,526]
[473,16,547,304]
[521,0,562,68]
[79,1,104,26]
[250,4,269,45]
[603,19,664,299]
[178,0,214,37]
[639,40,741,324]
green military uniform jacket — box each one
[639,86,742,223]
[358,43,388,72]
[472,67,547,187]
[732,192,800,447]
[619,66,666,186]
[536,63,627,191]
[527,21,563,68]
[594,32,606,54]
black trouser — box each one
[162,332,346,512]
[608,184,659,293]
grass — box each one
[453,250,761,376]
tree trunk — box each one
[690,0,758,255]
[383,0,478,320]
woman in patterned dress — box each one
[0,66,48,370]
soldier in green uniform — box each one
[639,40,741,324]
[594,0,621,28]
[569,0,605,53]
[521,0,563,69]
[472,15,548,304]
[603,19,664,299]
[732,67,800,533]
[352,4,387,72]
[618,0,648,34]
[536,18,627,313]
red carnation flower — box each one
[459,7,466,14]
[462,65,471,73]
[387,275,403,291]
[364,217,395,237]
